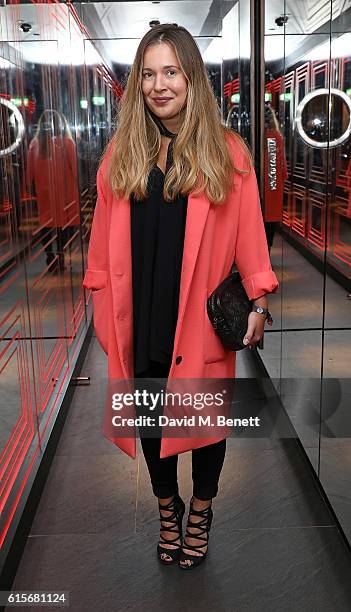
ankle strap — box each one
[158,493,182,512]
[190,499,212,517]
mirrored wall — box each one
[262,0,351,544]
[0,0,124,562]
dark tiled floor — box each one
[319,441,351,534]
[7,337,351,612]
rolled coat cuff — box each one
[82,269,107,291]
[241,269,279,301]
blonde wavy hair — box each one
[104,23,252,205]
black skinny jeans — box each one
[135,360,226,501]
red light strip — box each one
[49,10,68,33]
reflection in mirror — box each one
[295,88,351,148]
[0,97,25,157]
[263,21,351,545]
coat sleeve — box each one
[82,168,108,291]
[234,161,279,301]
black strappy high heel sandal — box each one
[157,493,185,565]
[178,497,213,570]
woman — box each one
[26,109,80,272]
[82,24,279,569]
[263,103,288,252]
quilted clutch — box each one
[206,271,253,351]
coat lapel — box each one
[109,196,133,378]
[109,190,211,377]
[172,192,210,357]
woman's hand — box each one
[243,311,267,349]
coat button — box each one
[117,313,126,320]
[175,356,182,365]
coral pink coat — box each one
[82,133,279,459]
[26,136,80,228]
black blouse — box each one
[131,143,188,375]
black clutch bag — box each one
[206,271,253,351]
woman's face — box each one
[141,42,187,123]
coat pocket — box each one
[83,269,107,291]
[92,287,108,355]
[203,291,227,364]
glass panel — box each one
[332,1,351,33]
[0,0,101,559]
[264,9,351,545]
[262,33,331,473]
[21,42,71,429]
[318,23,351,543]
[266,0,332,35]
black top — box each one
[131,138,188,375]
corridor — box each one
[7,337,351,612]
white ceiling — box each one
[92,1,213,38]
[82,0,236,64]
[265,0,351,62]
[266,0,351,35]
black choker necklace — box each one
[149,110,177,138]
[158,122,177,138]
